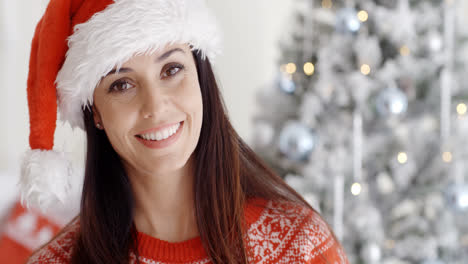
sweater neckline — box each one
[135,197,268,262]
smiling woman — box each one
[92,44,203,179]
[20,0,349,264]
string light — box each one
[397,152,408,164]
[321,0,332,9]
[400,45,410,56]
[457,103,467,115]
[351,182,362,196]
[285,63,297,74]
[360,64,371,75]
[357,10,368,22]
[303,62,315,76]
[442,151,453,163]
[385,240,396,249]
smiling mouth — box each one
[136,121,183,141]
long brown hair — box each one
[69,49,328,263]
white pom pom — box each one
[19,149,78,212]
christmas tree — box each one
[252,0,468,263]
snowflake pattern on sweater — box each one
[245,200,347,263]
[27,199,348,264]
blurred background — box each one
[1,0,468,263]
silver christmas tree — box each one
[252,0,468,263]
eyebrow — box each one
[103,48,186,78]
[155,47,185,63]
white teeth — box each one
[139,122,181,141]
[156,131,163,140]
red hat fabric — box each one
[27,0,113,151]
[20,0,221,212]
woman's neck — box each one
[126,157,199,242]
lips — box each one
[136,122,182,141]
[136,121,183,135]
[135,121,184,149]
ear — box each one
[92,104,102,126]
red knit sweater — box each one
[26,198,348,263]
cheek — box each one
[191,86,203,145]
[102,99,133,125]
[175,78,203,141]
[97,99,138,145]
[183,82,203,127]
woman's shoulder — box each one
[247,198,349,263]
[25,217,79,264]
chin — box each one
[142,159,187,175]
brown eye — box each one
[162,63,185,78]
[109,80,134,93]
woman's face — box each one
[92,43,203,177]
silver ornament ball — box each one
[278,121,316,161]
[444,183,468,212]
[426,30,443,53]
[376,85,408,117]
[277,72,296,94]
[360,242,382,264]
[335,8,361,34]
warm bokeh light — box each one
[351,182,362,196]
[442,151,453,163]
[397,152,408,164]
[304,62,315,76]
[385,240,396,249]
[400,45,410,56]
[457,103,467,115]
[322,0,333,9]
[357,10,369,22]
[360,64,371,75]
[285,63,297,74]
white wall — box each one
[205,0,294,142]
[0,0,50,172]
[0,0,294,173]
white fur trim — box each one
[56,0,222,129]
[19,149,83,212]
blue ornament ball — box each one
[335,8,361,34]
[444,183,468,212]
[278,121,316,161]
[277,72,296,94]
[376,85,408,117]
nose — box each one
[140,82,169,119]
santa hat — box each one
[20,0,222,212]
